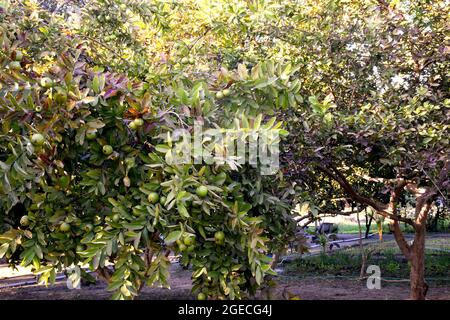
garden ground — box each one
[0,264,449,300]
[0,233,448,300]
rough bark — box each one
[409,194,433,299]
[409,225,428,300]
[390,220,411,259]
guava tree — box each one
[2,0,448,301]
[278,0,449,300]
[0,1,296,299]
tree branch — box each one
[390,220,412,259]
[96,266,113,283]
[388,179,408,212]
[355,173,406,185]
[318,165,414,225]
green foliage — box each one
[1,0,448,301]
[279,0,449,222]
[0,0,294,300]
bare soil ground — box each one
[275,277,450,300]
[0,262,449,300]
[0,263,192,300]
[1,233,448,300]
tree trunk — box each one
[365,215,373,239]
[409,226,428,300]
[407,195,433,300]
[376,220,383,241]
[357,211,367,279]
[389,219,428,299]
[390,220,411,260]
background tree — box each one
[280,0,449,300]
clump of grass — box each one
[285,239,450,281]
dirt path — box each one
[275,277,450,300]
[0,263,192,300]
